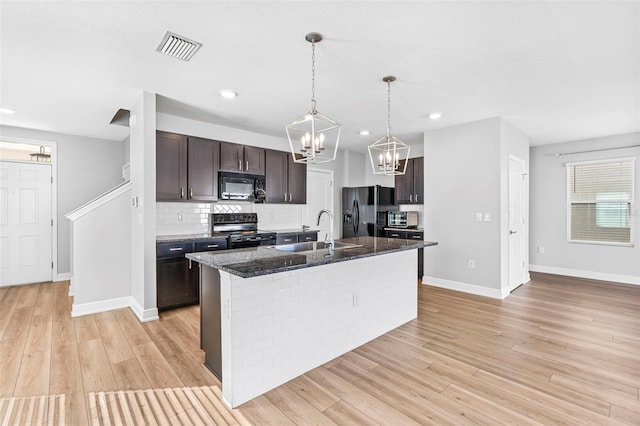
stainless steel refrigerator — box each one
[342,185,398,237]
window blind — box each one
[567,159,634,244]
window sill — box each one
[568,240,634,248]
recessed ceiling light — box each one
[428,112,442,120]
[0,108,16,114]
[156,31,202,61]
[219,89,237,99]
[359,130,370,136]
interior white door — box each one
[305,168,334,241]
[0,161,52,286]
[508,155,526,292]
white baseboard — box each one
[529,264,640,286]
[71,296,160,321]
[71,296,132,318]
[130,298,160,322]
[55,272,72,282]
[422,276,506,299]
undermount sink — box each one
[269,241,362,253]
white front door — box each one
[508,155,526,292]
[0,161,53,286]
[305,168,334,241]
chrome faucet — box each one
[316,209,334,254]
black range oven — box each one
[211,213,275,249]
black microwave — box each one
[219,172,266,202]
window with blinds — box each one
[567,158,635,244]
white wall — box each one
[129,92,158,321]
[423,117,530,298]
[0,125,123,275]
[423,118,502,295]
[529,132,640,284]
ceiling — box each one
[1,1,638,151]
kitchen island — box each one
[187,236,437,408]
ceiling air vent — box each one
[156,31,202,61]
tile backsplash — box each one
[156,201,306,235]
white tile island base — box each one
[215,249,417,408]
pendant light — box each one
[286,33,341,164]
[368,76,410,175]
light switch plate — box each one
[475,212,483,222]
[484,213,492,222]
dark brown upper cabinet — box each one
[265,149,307,204]
[156,131,187,201]
[219,142,265,175]
[395,157,424,205]
[156,131,219,202]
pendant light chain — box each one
[311,40,316,112]
[387,80,392,136]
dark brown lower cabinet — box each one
[156,256,199,311]
[385,230,424,278]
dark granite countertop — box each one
[265,228,320,234]
[186,236,437,278]
[156,233,221,243]
[383,227,424,232]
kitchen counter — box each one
[156,233,215,243]
[190,235,437,408]
[187,236,436,278]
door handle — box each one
[510,230,517,235]
[415,193,418,203]
[180,187,184,199]
[238,159,242,171]
[284,193,287,202]
[189,188,193,198]
[246,160,249,171]
[289,193,292,202]
[169,247,183,251]
[206,244,219,248]
[409,194,413,203]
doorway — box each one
[0,160,53,286]
[305,168,334,241]
[508,155,527,292]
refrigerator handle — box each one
[354,200,360,234]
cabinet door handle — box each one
[391,233,399,237]
[169,247,183,251]
[289,193,292,202]
[409,194,413,203]
[246,160,249,171]
[412,235,421,239]
[283,238,294,242]
[238,159,242,171]
[415,193,418,203]
[180,187,184,199]
[206,244,219,248]
[188,259,192,269]
[190,188,193,198]
[284,192,287,202]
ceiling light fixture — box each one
[428,112,442,120]
[368,76,410,175]
[0,108,16,114]
[286,32,341,164]
[156,31,202,61]
[220,89,237,99]
[30,145,51,163]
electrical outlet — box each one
[538,246,545,254]
[178,213,184,222]
[468,259,475,269]
[475,212,483,222]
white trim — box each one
[130,298,160,322]
[66,181,132,220]
[71,295,160,321]
[71,296,131,317]
[529,264,640,286]
[422,276,507,299]
[55,272,71,282]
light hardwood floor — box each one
[1,272,638,425]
